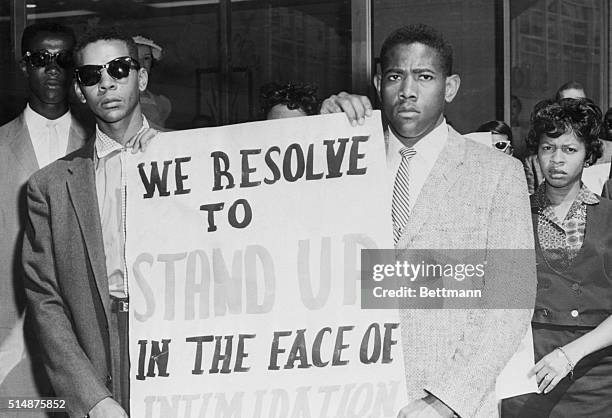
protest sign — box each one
[125,112,408,417]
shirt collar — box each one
[387,118,448,159]
[24,103,71,131]
[95,116,149,159]
[532,182,600,211]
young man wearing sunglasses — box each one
[21,28,155,418]
[0,22,88,406]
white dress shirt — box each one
[24,103,71,168]
[386,120,449,210]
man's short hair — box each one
[21,22,76,56]
[74,27,139,66]
[526,98,603,165]
[259,82,320,117]
[554,80,586,101]
[379,24,453,76]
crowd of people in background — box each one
[0,19,611,418]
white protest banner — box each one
[125,111,408,417]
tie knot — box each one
[399,146,416,159]
[46,120,58,128]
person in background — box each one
[603,108,612,141]
[576,100,611,194]
[133,35,172,128]
[579,105,612,195]
[599,107,612,164]
[555,81,587,101]
[599,108,612,197]
[260,82,320,119]
[0,22,88,405]
[475,120,513,156]
[502,98,612,417]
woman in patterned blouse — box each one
[502,98,612,417]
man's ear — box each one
[19,59,28,78]
[138,67,148,92]
[373,73,382,101]
[74,80,87,104]
[444,74,460,103]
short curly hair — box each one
[21,22,76,56]
[380,24,453,76]
[74,27,139,66]
[260,82,320,117]
[526,98,603,166]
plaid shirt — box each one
[532,182,599,270]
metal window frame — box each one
[10,0,25,62]
[351,0,372,96]
[503,0,609,115]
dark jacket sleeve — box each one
[22,176,111,417]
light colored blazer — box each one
[0,112,88,400]
[396,127,537,418]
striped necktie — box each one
[392,146,416,244]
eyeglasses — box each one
[24,50,73,69]
[494,141,512,152]
[74,56,140,86]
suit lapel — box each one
[397,127,465,248]
[65,140,111,321]
[8,114,39,174]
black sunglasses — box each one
[74,56,140,86]
[24,50,73,69]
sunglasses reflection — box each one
[24,50,73,69]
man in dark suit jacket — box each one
[0,22,89,405]
[22,28,155,417]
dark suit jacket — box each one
[22,139,115,417]
[0,112,88,404]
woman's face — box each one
[491,133,512,155]
[537,132,586,189]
